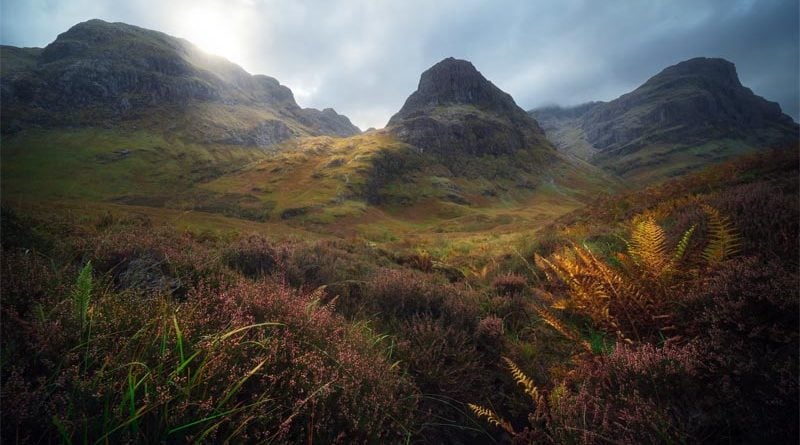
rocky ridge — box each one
[531,57,798,166]
[0,19,359,144]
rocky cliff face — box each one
[0,19,359,143]
[583,57,797,154]
[530,57,798,180]
[531,57,797,158]
[387,57,549,156]
[300,108,363,137]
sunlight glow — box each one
[175,6,246,64]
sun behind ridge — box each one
[176,6,245,63]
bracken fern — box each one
[534,210,713,343]
[503,356,541,404]
[671,224,696,267]
[702,204,740,265]
[627,214,669,276]
[72,261,93,332]
[467,403,514,434]
[535,245,645,341]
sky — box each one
[2,0,798,130]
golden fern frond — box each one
[541,251,577,285]
[702,205,740,265]
[541,245,620,326]
[628,214,669,276]
[555,247,609,303]
[468,403,515,434]
[580,245,647,310]
[540,252,601,311]
[533,287,557,305]
[532,304,592,352]
[502,357,539,401]
[580,245,626,289]
[534,253,559,282]
[538,243,652,342]
[671,225,696,267]
[614,251,639,276]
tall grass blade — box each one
[52,415,73,445]
[216,358,268,409]
[216,321,284,343]
[173,313,185,366]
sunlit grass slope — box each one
[2,127,620,264]
[1,127,267,204]
[203,130,621,263]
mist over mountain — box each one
[531,57,798,181]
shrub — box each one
[493,273,527,296]
[679,256,799,443]
[548,342,704,445]
[0,206,55,252]
[279,239,382,291]
[404,250,434,273]
[396,316,485,401]
[395,315,495,444]
[361,268,480,329]
[2,269,418,443]
[222,234,279,278]
[77,226,231,296]
[475,315,504,351]
[0,247,64,313]
[485,293,534,335]
[712,181,799,263]
[471,344,703,444]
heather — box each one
[2,150,799,444]
[2,234,418,443]
[470,150,799,444]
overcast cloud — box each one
[2,0,798,129]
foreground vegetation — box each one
[2,149,797,443]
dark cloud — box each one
[2,0,797,128]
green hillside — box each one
[2,126,620,266]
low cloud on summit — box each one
[2,0,797,129]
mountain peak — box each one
[644,57,742,89]
[530,56,798,181]
[386,58,549,156]
[390,57,523,122]
[416,57,486,103]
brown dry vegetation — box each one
[1,149,797,444]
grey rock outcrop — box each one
[387,57,549,156]
[219,120,296,147]
[531,58,798,161]
[300,107,361,137]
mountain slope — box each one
[531,57,798,182]
[200,58,619,259]
[0,19,359,144]
[1,34,618,263]
[388,57,550,158]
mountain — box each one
[387,57,550,157]
[0,19,359,145]
[1,27,617,262]
[530,57,798,182]
[181,57,617,241]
